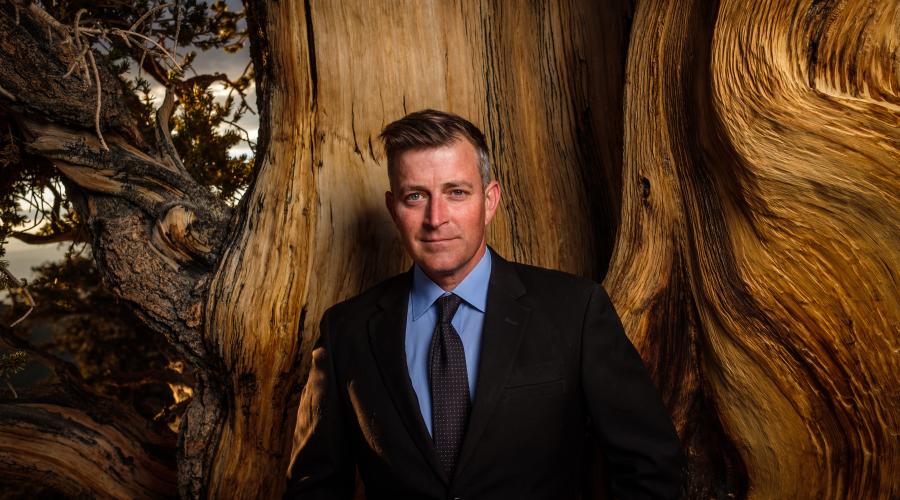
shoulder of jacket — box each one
[322,271,409,319]
[508,260,598,293]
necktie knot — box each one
[437,294,463,326]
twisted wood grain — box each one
[608,0,899,497]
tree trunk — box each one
[198,0,316,496]
[608,0,899,498]
[1,0,897,498]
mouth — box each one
[420,237,457,244]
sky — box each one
[6,0,255,282]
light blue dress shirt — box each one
[405,248,492,436]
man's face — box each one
[386,139,500,289]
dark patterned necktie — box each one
[429,293,470,477]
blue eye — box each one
[406,192,423,202]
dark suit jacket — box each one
[286,252,684,499]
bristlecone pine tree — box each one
[0,0,897,498]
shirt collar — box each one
[411,247,492,320]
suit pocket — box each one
[503,378,566,400]
[504,361,565,399]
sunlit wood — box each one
[0,0,896,497]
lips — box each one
[420,237,457,243]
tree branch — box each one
[0,266,33,328]
[86,49,109,151]
[9,229,79,245]
[0,384,177,498]
[155,88,186,172]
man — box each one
[286,110,683,499]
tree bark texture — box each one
[200,0,317,496]
[0,325,178,498]
[608,0,899,498]
[0,386,176,497]
[1,3,230,497]
[0,0,897,498]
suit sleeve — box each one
[284,309,356,500]
[581,284,685,499]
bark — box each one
[0,0,897,498]
[0,326,177,498]
[1,2,230,495]
[198,0,316,495]
[0,386,176,498]
[608,0,899,498]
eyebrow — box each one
[399,181,475,192]
[442,181,474,190]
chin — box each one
[418,257,463,276]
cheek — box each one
[400,220,418,235]
[462,205,487,229]
[396,212,422,236]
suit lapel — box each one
[368,272,449,485]
[455,253,531,479]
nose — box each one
[425,196,448,228]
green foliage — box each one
[126,75,160,150]
[0,119,66,251]
[198,1,248,53]
[0,351,26,380]
[172,84,253,203]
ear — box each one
[483,180,501,226]
[385,190,398,223]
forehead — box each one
[391,140,480,186]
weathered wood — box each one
[0,326,177,498]
[0,387,177,498]
[702,1,899,497]
[1,3,232,495]
[0,4,142,145]
[608,0,900,498]
[199,0,316,496]
[0,0,897,497]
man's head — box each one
[382,109,492,189]
[381,110,501,290]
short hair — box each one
[379,109,491,188]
